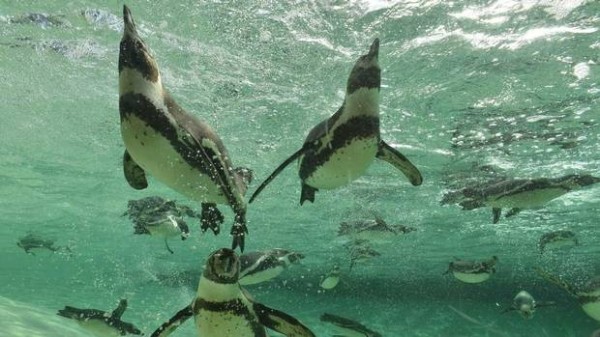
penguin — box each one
[133,214,189,254]
[320,313,382,337]
[536,268,600,322]
[538,229,578,254]
[149,248,316,337]
[344,239,381,270]
[337,214,416,243]
[452,174,600,223]
[239,248,305,285]
[118,5,252,251]
[16,232,70,255]
[319,265,341,290]
[444,256,498,284]
[57,299,142,337]
[248,38,422,205]
[501,290,555,319]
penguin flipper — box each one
[123,150,148,190]
[376,141,423,186]
[110,299,128,319]
[534,268,578,298]
[253,302,316,337]
[249,147,306,203]
[492,208,502,223]
[300,184,318,205]
[150,305,193,337]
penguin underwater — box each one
[501,290,555,319]
[150,248,315,337]
[118,5,251,251]
[447,174,600,223]
[249,38,422,205]
[57,299,142,337]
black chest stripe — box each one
[299,115,379,180]
[119,93,241,210]
[193,298,266,336]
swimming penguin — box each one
[320,313,382,337]
[536,268,600,321]
[449,174,600,223]
[123,196,200,221]
[134,214,189,254]
[344,239,381,270]
[239,248,305,285]
[57,299,142,337]
[445,256,498,284]
[149,248,316,337]
[319,265,341,290]
[538,229,578,254]
[337,214,416,243]
[118,6,252,251]
[248,38,422,205]
[501,290,555,319]
[17,232,70,255]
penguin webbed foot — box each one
[200,203,224,235]
[300,184,318,205]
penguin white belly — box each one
[305,138,378,189]
[121,116,226,204]
[77,320,121,337]
[195,308,261,337]
[582,301,600,321]
[452,271,490,284]
[487,188,567,208]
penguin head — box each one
[177,219,190,240]
[119,5,160,82]
[346,38,381,94]
[204,248,240,284]
[568,174,600,187]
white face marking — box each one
[119,68,164,109]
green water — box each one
[1,0,600,336]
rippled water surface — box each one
[1,1,599,336]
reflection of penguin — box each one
[319,265,341,290]
[445,256,498,284]
[118,5,251,251]
[501,290,555,319]
[249,38,422,205]
[150,248,315,337]
[57,299,142,337]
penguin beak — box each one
[122,5,139,39]
[368,38,379,60]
